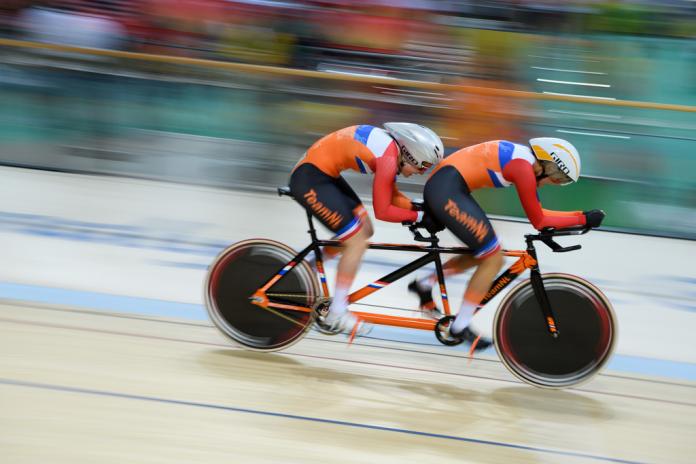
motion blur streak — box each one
[0,0,694,240]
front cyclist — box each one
[409,138,605,348]
[289,123,444,335]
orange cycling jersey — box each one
[431,140,586,230]
[294,125,418,223]
[295,125,391,177]
[431,140,537,190]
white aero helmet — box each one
[529,137,581,185]
[383,122,444,170]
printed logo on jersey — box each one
[444,199,489,242]
[303,189,343,229]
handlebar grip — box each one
[411,199,425,211]
[540,236,582,253]
[553,244,582,253]
[539,225,591,237]
[403,221,438,243]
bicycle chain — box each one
[265,292,317,300]
[254,293,325,329]
[255,303,308,328]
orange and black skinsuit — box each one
[289,125,420,240]
[425,140,587,257]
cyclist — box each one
[289,123,444,335]
[409,138,605,348]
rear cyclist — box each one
[409,137,605,348]
[290,123,444,335]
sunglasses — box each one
[418,161,433,172]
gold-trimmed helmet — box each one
[529,137,581,185]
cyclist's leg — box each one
[289,164,371,334]
[458,249,503,332]
[330,224,369,316]
[324,175,372,331]
[317,210,371,266]
[301,176,372,269]
[414,254,476,289]
[414,167,479,292]
[424,167,502,343]
[325,175,373,260]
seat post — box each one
[278,185,320,243]
[306,209,319,242]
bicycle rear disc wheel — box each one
[493,273,616,389]
[204,239,319,351]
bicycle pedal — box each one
[460,327,493,352]
[315,318,340,335]
[434,316,463,346]
[312,297,332,318]
[312,298,340,335]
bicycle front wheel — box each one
[204,239,319,351]
[493,273,616,389]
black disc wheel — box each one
[204,239,319,351]
[493,273,616,388]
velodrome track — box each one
[1,166,695,463]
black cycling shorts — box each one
[424,166,500,258]
[289,163,366,241]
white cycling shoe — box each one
[323,311,372,338]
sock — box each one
[327,282,350,320]
[451,299,478,334]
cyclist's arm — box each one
[391,186,414,210]
[502,159,586,230]
[372,146,419,223]
[542,208,583,217]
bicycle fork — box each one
[526,240,560,338]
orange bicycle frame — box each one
[253,239,537,332]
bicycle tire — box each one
[493,273,616,389]
[204,239,319,351]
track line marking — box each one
[0,377,648,464]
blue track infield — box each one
[0,281,694,382]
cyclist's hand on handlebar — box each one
[410,200,425,212]
[583,209,605,228]
[416,211,445,234]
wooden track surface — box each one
[1,302,694,464]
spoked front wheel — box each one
[493,273,616,389]
[204,239,320,351]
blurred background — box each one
[1,5,695,460]
[0,0,694,238]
